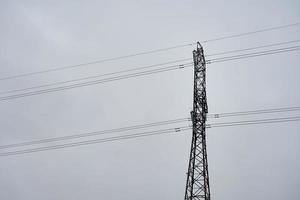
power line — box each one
[1,106,299,150]
[1,116,299,157]
[1,44,299,102]
[0,118,190,150]
[209,45,300,61]
[0,126,192,157]
[206,39,300,57]
[202,22,300,43]
[0,63,193,101]
[1,22,299,82]
[207,45,300,64]
[0,59,191,95]
[207,116,300,128]
[0,43,195,81]
[0,44,299,102]
[207,106,300,118]
[1,39,298,96]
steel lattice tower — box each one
[184,42,211,200]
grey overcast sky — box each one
[0,0,299,200]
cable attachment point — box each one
[214,114,220,118]
[179,64,185,69]
[175,128,181,132]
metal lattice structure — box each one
[184,42,211,200]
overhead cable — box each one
[0,126,192,157]
[0,63,193,101]
[1,45,299,102]
[2,39,299,95]
[0,44,195,81]
[0,58,192,95]
[1,106,299,150]
[0,118,190,150]
[207,116,300,128]
[1,116,299,157]
[207,45,300,64]
[202,22,300,43]
[206,39,300,57]
[207,106,300,118]
[1,22,299,81]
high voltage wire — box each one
[1,116,299,157]
[207,45,300,64]
[207,106,300,118]
[1,40,299,97]
[0,106,299,150]
[201,22,300,43]
[207,116,300,128]
[0,59,192,95]
[1,44,299,102]
[1,22,299,81]
[0,126,192,157]
[0,59,191,95]
[0,44,195,81]
[206,39,300,57]
[0,118,190,150]
[0,40,300,97]
[0,63,193,101]
[208,45,300,62]
[1,22,298,159]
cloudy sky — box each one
[0,0,299,200]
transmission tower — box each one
[184,42,211,200]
